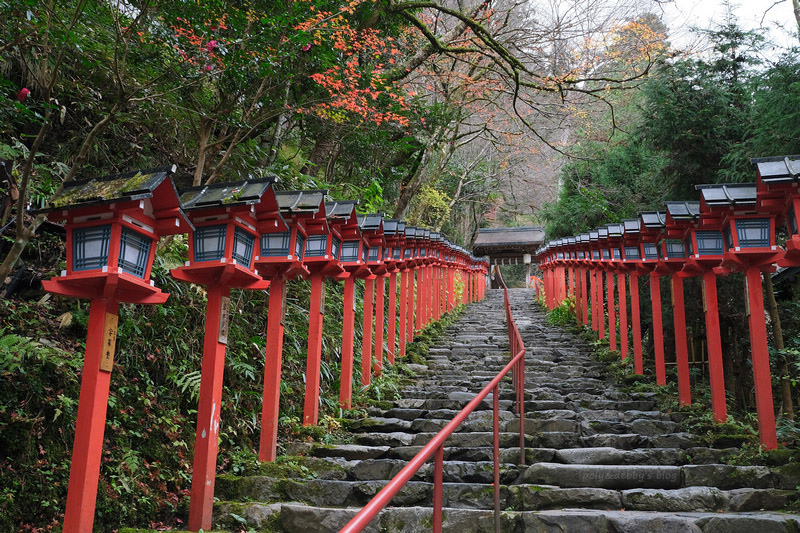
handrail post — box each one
[433,445,444,533]
[493,383,500,533]
[519,352,525,466]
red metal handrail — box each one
[341,265,525,533]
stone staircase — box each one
[214,288,800,532]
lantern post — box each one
[622,219,644,374]
[255,190,321,461]
[639,211,668,385]
[171,178,277,531]
[300,200,355,422]
[652,203,692,406]
[336,211,372,402]
[589,231,606,339]
[395,222,410,357]
[697,183,782,449]
[358,214,388,377]
[597,227,617,351]
[41,167,189,533]
[405,227,420,341]
[382,219,403,364]
[607,223,627,358]
[576,235,590,326]
[672,200,729,422]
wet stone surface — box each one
[213,289,800,532]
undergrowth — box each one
[541,298,800,470]
[0,231,467,531]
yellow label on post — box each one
[280,282,288,327]
[701,278,707,312]
[219,295,231,344]
[99,313,119,373]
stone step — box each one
[520,463,779,490]
[209,288,800,531]
[553,446,738,465]
[214,502,800,532]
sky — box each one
[658,0,798,57]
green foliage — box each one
[0,228,472,530]
[545,297,577,327]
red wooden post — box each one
[630,273,643,374]
[581,268,589,325]
[607,270,616,350]
[575,268,582,324]
[188,286,231,531]
[399,270,408,357]
[62,298,119,533]
[416,266,425,331]
[568,266,575,297]
[650,273,666,385]
[408,269,416,341]
[374,276,385,375]
[387,272,397,364]
[671,276,692,405]
[361,277,375,386]
[702,270,727,422]
[260,277,287,460]
[590,269,598,331]
[597,270,605,339]
[303,274,326,426]
[425,265,432,321]
[618,272,628,359]
[745,268,778,450]
[340,276,356,408]
[449,267,454,309]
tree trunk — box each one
[793,0,800,40]
[193,119,214,186]
[393,126,449,219]
[763,272,794,419]
[302,128,339,178]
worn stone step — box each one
[215,503,800,533]
[520,463,779,490]
[553,446,737,466]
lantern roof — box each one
[276,190,327,214]
[179,177,277,211]
[40,165,190,235]
[405,226,418,238]
[696,183,757,207]
[606,223,624,238]
[357,213,384,231]
[640,211,667,229]
[382,218,399,234]
[751,155,800,184]
[566,236,576,245]
[588,231,599,241]
[597,227,609,239]
[578,233,590,243]
[44,165,178,211]
[664,201,700,220]
[623,219,640,234]
[325,200,358,221]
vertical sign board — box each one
[744,276,750,317]
[99,313,119,372]
[280,282,288,327]
[218,295,231,345]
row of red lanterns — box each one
[535,155,800,452]
[38,167,489,532]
